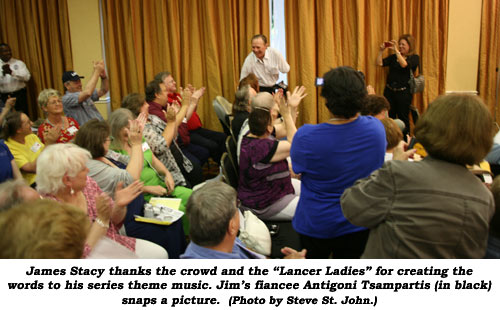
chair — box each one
[212,98,231,136]
[225,136,238,177]
[221,152,239,189]
[216,95,233,115]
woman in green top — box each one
[108,109,192,231]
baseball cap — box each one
[62,71,84,83]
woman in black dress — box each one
[377,34,419,134]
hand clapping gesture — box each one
[128,119,143,146]
[286,86,307,108]
[43,124,62,145]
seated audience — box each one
[146,78,210,168]
[0,200,89,259]
[290,66,386,259]
[181,181,305,259]
[75,119,187,258]
[155,71,226,165]
[381,117,404,161]
[37,88,79,144]
[4,111,56,185]
[238,97,300,220]
[341,94,495,258]
[0,179,39,211]
[361,94,405,132]
[486,176,500,258]
[231,85,253,139]
[108,108,192,233]
[122,92,202,188]
[36,143,168,258]
[237,87,306,162]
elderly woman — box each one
[3,111,57,185]
[75,119,187,258]
[108,109,192,232]
[377,34,420,133]
[231,85,254,139]
[290,66,386,259]
[36,143,167,258]
[37,88,79,144]
[121,93,203,188]
[238,96,300,221]
[341,94,495,258]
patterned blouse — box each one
[143,114,193,187]
[37,116,79,144]
[43,176,136,254]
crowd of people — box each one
[0,33,498,259]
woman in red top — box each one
[37,88,79,143]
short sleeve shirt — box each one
[62,90,103,125]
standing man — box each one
[0,43,31,114]
[240,34,289,94]
[62,60,108,125]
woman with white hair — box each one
[37,88,79,144]
[36,143,168,258]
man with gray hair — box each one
[237,87,306,162]
[181,181,306,259]
[240,34,289,94]
[181,181,264,258]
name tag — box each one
[108,151,120,161]
[67,126,78,135]
[142,142,150,152]
[31,142,42,153]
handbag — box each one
[409,66,425,94]
[238,210,271,256]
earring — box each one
[70,187,75,195]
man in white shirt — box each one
[240,34,289,93]
[0,43,31,115]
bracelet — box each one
[95,218,109,229]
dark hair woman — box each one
[290,66,386,259]
[376,34,420,134]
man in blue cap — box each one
[62,60,108,125]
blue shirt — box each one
[0,141,14,183]
[180,238,264,259]
[62,90,103,125]
[290,116,386,239]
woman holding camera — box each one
[377,34,420,133]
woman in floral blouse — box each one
[37,89,79,144]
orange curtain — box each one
[477,0,500,122]
[285,0,449,125]
[101,0,269,130]
[0,0,73,119]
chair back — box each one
[225,136,238,176]
[221,152,239,189]
[212,98,231,136]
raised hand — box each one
[286,86,307,108]
[136,112,147,130]
[5,96,16,110]
[44,124,61,144]
[114,180,143,208]
[127,119,143,146]
[191,86,206,101]
[164,106,177,122]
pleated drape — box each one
[285,0,449,125]
[101,0,269,130]
[0,0,73,119]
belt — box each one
[1,87,26,95]
[386,84,407,92]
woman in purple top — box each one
[238,96,300,221]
